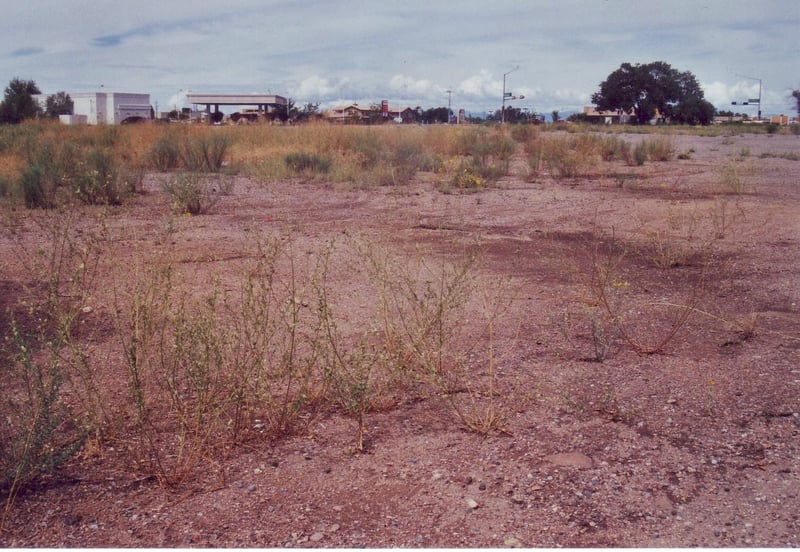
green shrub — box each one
[0,174,11,197]
[19,164,57,209]
[17,139,65,209]
[644,136,673,161]
[349,131,381,169]
[1,210,102,520]
[381,140,427,185]
[2,325,87,506]
[72,147,125,205]
[510,124,538,143]
[149,134,182,171]
[179,133,232,172]
[452,129,514,183]
[539,137,587,177]
[632,141,648,166]
[284,152,331,175]
[161,172,231,214]
[598,135,630,162]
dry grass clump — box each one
[527,134,619,178]
[715,159,754,195]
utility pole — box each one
[445,89,452,123]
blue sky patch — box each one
[10,47,43,57]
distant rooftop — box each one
[186,93,287,106]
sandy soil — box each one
[1,131,799,547]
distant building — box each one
[713,115,747,124]
[185,93,287,124]
[31,91,151,124]
[582,106,633,124]
[326,103,419,124]
[70,92,151,124]
[59,114,88,125]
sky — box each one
[1,0,798,118]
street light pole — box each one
[734,74,762,121]
[502,65,519,124]
[446,89,452,123]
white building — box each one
[70,92,151,124]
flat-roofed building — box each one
[185,93,287,123]
[70,92,151,124]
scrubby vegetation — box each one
[1,120,795,537]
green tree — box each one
[291,102,321,123]
[792,89,800,117]
[0,77,41,124]
[490,106,533,124]
[592,62,713,125]
[666,70,715,124]
[420,106,450,124]
[44,91,73,118]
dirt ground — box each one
[1,131,799,547]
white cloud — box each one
[703,80,764,110]
[166,90,188,111]
[295,75,351,101]
[389,74,440,97]
[457,70,502,99]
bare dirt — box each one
[1,131,799,547]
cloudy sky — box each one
[1,1,798,117]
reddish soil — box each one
[1,131,799,547]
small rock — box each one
[466,498,479,509]
[64,515,80,526]
[329,524,340,533]
[432,471,443,480]
[504,537,523,548]
[310,532,324,542]
[478,482,487,491]
[247,484,257,492]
